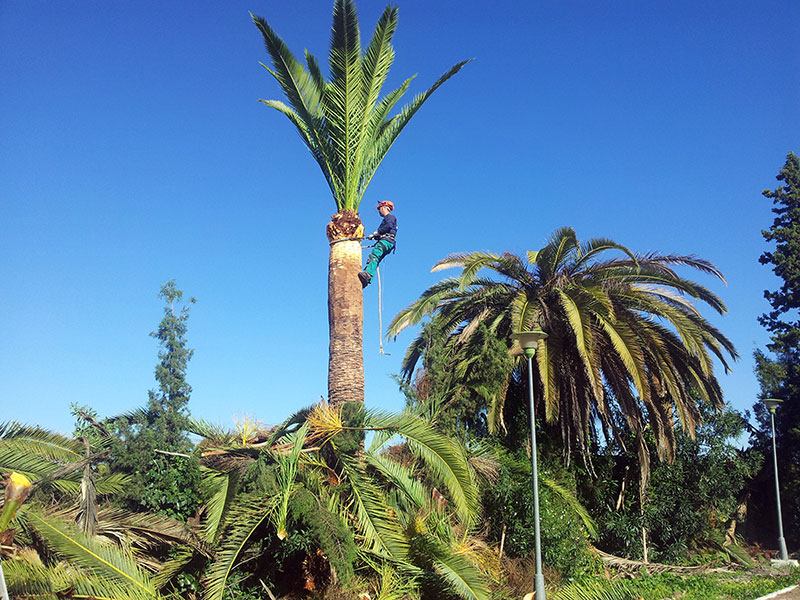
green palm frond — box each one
[0,447,76,482]
[93,506,209,555]
[366,412,478,524]
[553,579,637,600]
[339,454,409,559]
[2,558,138,600]
[3,559,77,600]
[365,452,428,511]
[186,417,231,442]
[254,0,469,212]
[151,547,195,590]
[25,510,160,600]
[371,563,419,600]
[535,336,559,419]
[271,422,308,539]
[431,549,489,600]
[95,472,131,495]
[199,467,239,542]
[409,534,489,600]
[201,493,277,600]
[556,288,602,401]
[540,475,597,538]
[0,422,84,462]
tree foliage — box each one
[390,227,737,494]
[109,280,200,520]
[753,151,800,549]
[580,406,760,564]
[253,0,470,213]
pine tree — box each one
[754,152,800,549]
[110,280,200,519]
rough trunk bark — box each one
[326,210,364,407]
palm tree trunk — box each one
[326,210,364,407]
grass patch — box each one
[553,568,799,600]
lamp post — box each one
[512,330,548,600]
[762,398,789,561]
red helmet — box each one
[377,200,394,211]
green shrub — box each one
[483,453,596,579]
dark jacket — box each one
[373,213,397,241]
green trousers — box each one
[364,240,395,277]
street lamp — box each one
[762,398,789,562]
[512,330,548,600]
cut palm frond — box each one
[201,493,277,600]
[25,510,160,600]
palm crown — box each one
[390,227,738,490]
[253,0,470,212]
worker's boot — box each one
[358,271,372,288]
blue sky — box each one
[1,1,798,434]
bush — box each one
[483,451,596,579]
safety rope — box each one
[376,265,388,355]
[329,236,363,246]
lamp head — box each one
[762,398,783,414]
[512,330,548,359]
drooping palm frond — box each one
[391,227,738,486]
[431,548,490,600]
[94,471,131,495]
[201,493,277,600]
[187,417,235,445]
[2,557,141,600]
[0,422,84,463]
[407,533,489,600]
[77,451,97,536]
[48,504,208,556]
[151,546,195,591]
[24,510,160,600]
[365,452,428,511]
[366,411,478,524]
[370,562,419,600]
[540,475,597,539]
[338,454,409,559]
[199,467,239,542]
[3,558,77,600]
[0,424,115,498]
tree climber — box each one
[359,201,397,288]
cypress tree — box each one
[110,280,200,519]
[753,152,800,548]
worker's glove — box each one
[367,233,377,240]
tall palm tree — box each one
[389,227,738,493]
[253,0,469,406]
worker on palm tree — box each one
[359,201,397,288]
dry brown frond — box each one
[469,455,500,484]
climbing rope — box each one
[329,236,363,246]
[376,265,388,355]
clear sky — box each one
[1,1,798,434]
